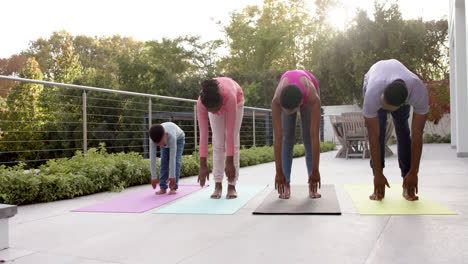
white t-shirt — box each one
[362,59,429,118]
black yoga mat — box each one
[253,184,341,215]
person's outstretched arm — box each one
[197,99,210,187]
[305,78,321,195]
[167,130,178,190]
[365,117,390,200]
[403,113,427,200]
[224,95,238,183]
[150,142,159,189]
[272,79,287,195]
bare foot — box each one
[211,183,222,199]
[156,188,167,195]
[168,189,177,195]
[369,193,383,201]
[402,188,419,201]
[279,183,291,199]
[226,185,238,199]
[308,180,321,199]
[309,191,321,199]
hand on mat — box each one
[371,174,390,201]
[168,178,176,190]
[308,169,321,199]
[225,158,236,184]
[151,179,159,189]
[198,165,210,187]
[403,171,419,201]
[275,171,287,197]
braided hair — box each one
[200,79,222,109]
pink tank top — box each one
[279,70,319,106]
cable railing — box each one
[0,75,294,167]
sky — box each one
[0,0,449,59]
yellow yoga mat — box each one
[343,184,456,215]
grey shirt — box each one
[362,59,429,118]
[150,122,185,180]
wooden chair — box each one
[330,112,394,159]
[329,115,345,158]
[341,112,368,159]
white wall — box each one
[450,0,457,148]
[452,0,468,157]
[424,114,451,137]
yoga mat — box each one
[343,184,457,215]
[72,185,205,213]
[253,185,341,215]
[153,184,268,215]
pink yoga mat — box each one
[72,185,205,213]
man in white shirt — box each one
[362,59,428,201]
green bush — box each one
[320,141,335,152]
[424,134,451,144]
[0,163,41,204]
[0,142,335,205]
[36,173,93,202]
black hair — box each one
[384,79,408,106]
[200,79,222,109]
[149,124,165,143]
[280,84,303,110]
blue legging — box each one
[370,104,412,178]
[281,105,313,183]
[159,137,185,189]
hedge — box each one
[0,142,335,205]
[423,134,451,144]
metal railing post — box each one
[252,110,256,146]
[148,98,154,166]
[148,98,152,128]
[82,90,87,154]
[194,104,198,160]
[265,112,271,146]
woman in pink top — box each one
[271,70,322,199]
[197,77,244,199]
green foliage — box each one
[36,172,93,203]
[0,163,41,204]
[221,0,323,73]
[0,55,27,97]
[0,145,151,204]
[241,81,262,106]
[42,144,149,194]
[311,2,448,106]
[222,0,448,106]
[0,143,335,205]
[319,141,335,152]
[424,134,451,144]
[0,58,49,163]
[0,0,448,170]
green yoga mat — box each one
[153,184,268,215]
[343,184,456,215]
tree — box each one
[0,58,47,163]
[221,0,339,106]
[418,19,449,81]
[309,1,448,106]
[221,0,313,73]
[0,54,27,97]
[73,34,143,89]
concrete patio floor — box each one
[0,144,467,264]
